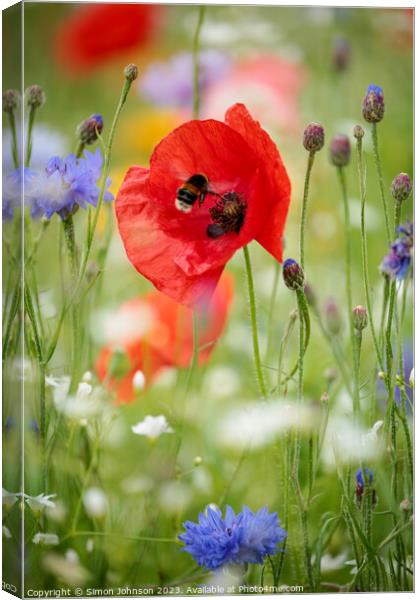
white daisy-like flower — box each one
[52,378,104,421]
[32,532,60,546]
[132,415,174,441]
[132,370,146,392]
[2,488,19,507]
[3,526,12,539]
[215,400,318,451]
[82,487,108,519]
[24,493,57,513]
[43,552,89,586]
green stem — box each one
[63,217,80,393]
[385,202,402,417]
[7,111,19,169]
[265,260,281,361]
[243,245,267,398]
[192,6,206,119]
[276,309,298,393]
[65,530,178,544]
[354,329,362,419]
[371,123,391,246]
[25,105,36,167]
[356,137,383,369]
[299,152,315,270]
[337,166,358,417]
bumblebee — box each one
[175,173,210,213]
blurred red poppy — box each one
[54,4,161,74]
[96,272,234,403]
[116,103,291,307]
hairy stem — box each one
[243,245,267,398]
[299,152,315,270]
[371,123,391,246]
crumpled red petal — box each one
[225,103,291,261]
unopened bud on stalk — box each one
[329,134,351,167]
[303,122,325,153]
[25,84,46,108]
[362,84,384,123]
[282,259,305,291]
[2,89,20,113]
[332,36,350,72]
[324,298,342,335]
[378,371,386,380]
[124,63,139,82]
[132,370,146,392]
[391,173,412,203]
[76,114,104,145]
[352,305,368,331]
[304,282,317,307]
[193,456,203,467]
[353,124,365,140]
[324,368,338,385]
[400,499,412,513]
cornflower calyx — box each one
[391,173,412,203]
[303,122,325,153]
[329,133,351,167]
[77,114,104,145]
[25,84,46,108]
[283,258,304,291]
[3,89,20,113]
[362,84,384,123]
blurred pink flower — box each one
[202,55,307,135]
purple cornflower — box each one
[28,148,113,220]
[380,222,413,280]
[139,50,231,109]
[362,84,385,123]
[179,505,286,570]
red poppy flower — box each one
[54,4,161,74]
[96,272,233,404]
[116,103,291,307]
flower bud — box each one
[76,114,103,145]
[400,499,412,513]
[324,368,337,385]
[124,63,139,82]
[332,36,350,72]
[362,84,384,123]
[25,84,46,108]
[378,371,386,380]
[391,173,412,203]
[193,456,203,467]
[304,282,317,307]
[324,298,342,335]
[329,134,351,167]
[353,124,365,140]
[2,89,20,113]
[352,305,368,331]
[303,122,325,153]
[409,368,414,388]
[282,258,304,291]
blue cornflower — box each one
[179,505,287,570]
[380,222,413,280]
[356,467,374,490]
[28,148,113,220]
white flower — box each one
[132,370,146,392]
[215,400,318,451]
[3,526,12,539]
[82,371,93,383]
[320,553,347,572]
[43,552,89,586]
[24,493,56,512]
[2,488,19,507]
[132,415,174,441]
[52,378,104,421]
[83,487,108,519]
[32,532,59,546]
[409,368,414,388]
[204,366,241,399]
[322,416,385,471]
